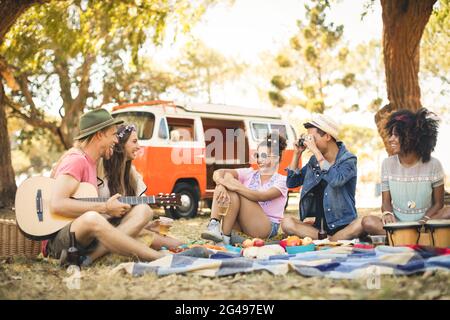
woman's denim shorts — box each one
[268,222,280,238]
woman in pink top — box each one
[201,133,288,244]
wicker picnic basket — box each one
[0,219,41,259]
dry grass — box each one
[1,206,449,300]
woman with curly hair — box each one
[362,108,449,235]
[201,132,288,244]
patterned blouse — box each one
[381,155,444,222]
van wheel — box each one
[166,182,199,219]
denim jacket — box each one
[285,142,357,231]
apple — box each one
[302,237,313,245]
[242,239,253,248]
[253,238,265,247]
[279,239,288,249]
[285,235,302,246]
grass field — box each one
[1,207,449,300]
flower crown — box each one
[117,124,136,140]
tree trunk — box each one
[0,0,39,209]
[375,0,436,154]
[0,82,16,209]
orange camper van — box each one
[112,100,300,219]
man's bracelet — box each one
[382,211,394,217]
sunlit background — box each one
[4,0,449,208]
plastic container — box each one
[225,245,242,254]
[369,235,387,246]
[286,244,315,254]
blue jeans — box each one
[268,222,280,238]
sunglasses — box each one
[117,124,137,139]
[254,152,279,160]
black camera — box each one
[297,137,305,147]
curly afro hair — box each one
[385,108,439,162]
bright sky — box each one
[192,0,382,60]
[181,0,449,175]
[156,0,384,121]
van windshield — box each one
[113,111,155,140]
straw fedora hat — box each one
[303,113,340,140]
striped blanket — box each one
[112,245,450,279]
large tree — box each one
[2,0,214,149]
[0,0,39,208]
[375,0,437,153]
[0,0,215,209]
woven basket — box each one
[0,219,41,259]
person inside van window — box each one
[281,114,364,241]
[201,132,288,244]
[362,109,449,235]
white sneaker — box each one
[201,219,223,243]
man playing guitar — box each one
[46,108,164,265]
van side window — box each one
[270,124,288,140]
[251,123,269,140]
[158,118,168,139]
[167,118,196,142]
[113,111,155,140]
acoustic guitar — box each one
[15,176,180,240]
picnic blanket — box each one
[112,245,450,279]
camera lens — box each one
[298,138,305,147]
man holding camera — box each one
[281,114,364,241]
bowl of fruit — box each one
[279,236,315,254]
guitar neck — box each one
[76,196,156,206]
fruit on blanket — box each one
[242,239,254,248]
[285,236,302,246]
[279,239,288,249]
[242,246,259,258]
[302,237,313,245]
[242,245,286,259]
[252,238,265,247]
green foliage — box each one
[339,39,386,112]
[276,54,292,68]
[421,0,450,88]
[271,75,289,90]
[269,0,349,111]
[8,117,64,175]
[340,73,355,87]
[339,124,384,161]
[1,0,214,149]
[268,91,286,108]
[172,39,245,103]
